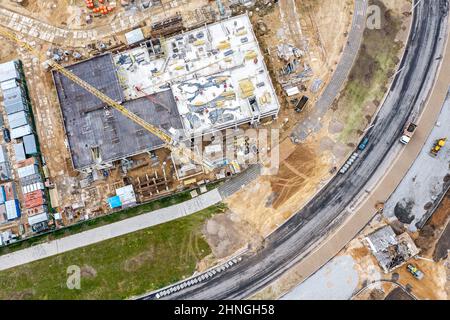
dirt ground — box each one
[0,41,17,63]
[294,0,355,83]
[252,0,354,142]
[413,190,450,261]
[331,0,411,144]
[203,211,263,259]
[1,0,125,29]
[384,287,414,300]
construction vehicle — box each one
[400,122,417,144]
[0,27,212,171]
[407,264,424,280]
[294,96,309,113]
[430,138,447,157]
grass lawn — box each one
[0,203,226,300]
[336,0,404,142]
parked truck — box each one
[400,122,417,144]
[294,96,309,113]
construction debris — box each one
[365,225,420,273]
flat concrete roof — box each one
[53,53,182,170]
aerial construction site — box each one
[0,2,287,239]
[0,0,449,304]
[0,0,364,253]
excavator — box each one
[430,137,447,157]
[0,27,213,171]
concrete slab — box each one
[281,255,359,300]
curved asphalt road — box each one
[142,0,449,300]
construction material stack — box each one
[85,0,115,15]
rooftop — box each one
[53,53,182,170]
[0,60,19,83]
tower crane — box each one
[0,27,213,171]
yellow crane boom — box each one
[0,27,211,170]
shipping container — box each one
[0,162,12,181]
[11,124,32,139]
[0,60,21,83]
[28,212,48,226]
[125,28,145,45]
[0,79,19,91]
[13,142,26,161]
[0,186,6,204]
[24,190,46,209]
[18,164,39,178]
[16,156,37,168]
[20,173,43,186]
[0,145,8,163]
[22,182,45,194]
[116,185,136,206]
[3,88,28,115]
[0,204,6,223]
[108,195,122,209]
[25,204,48,217]
[3,182,17,201]
[23,134,38,155]
[8,111,29,129]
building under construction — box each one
[53,54,182,172]
[53,14,280,173]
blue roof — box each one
[108,196,122,209]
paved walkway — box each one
[290,0,368,142]
[0,189,222,271]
